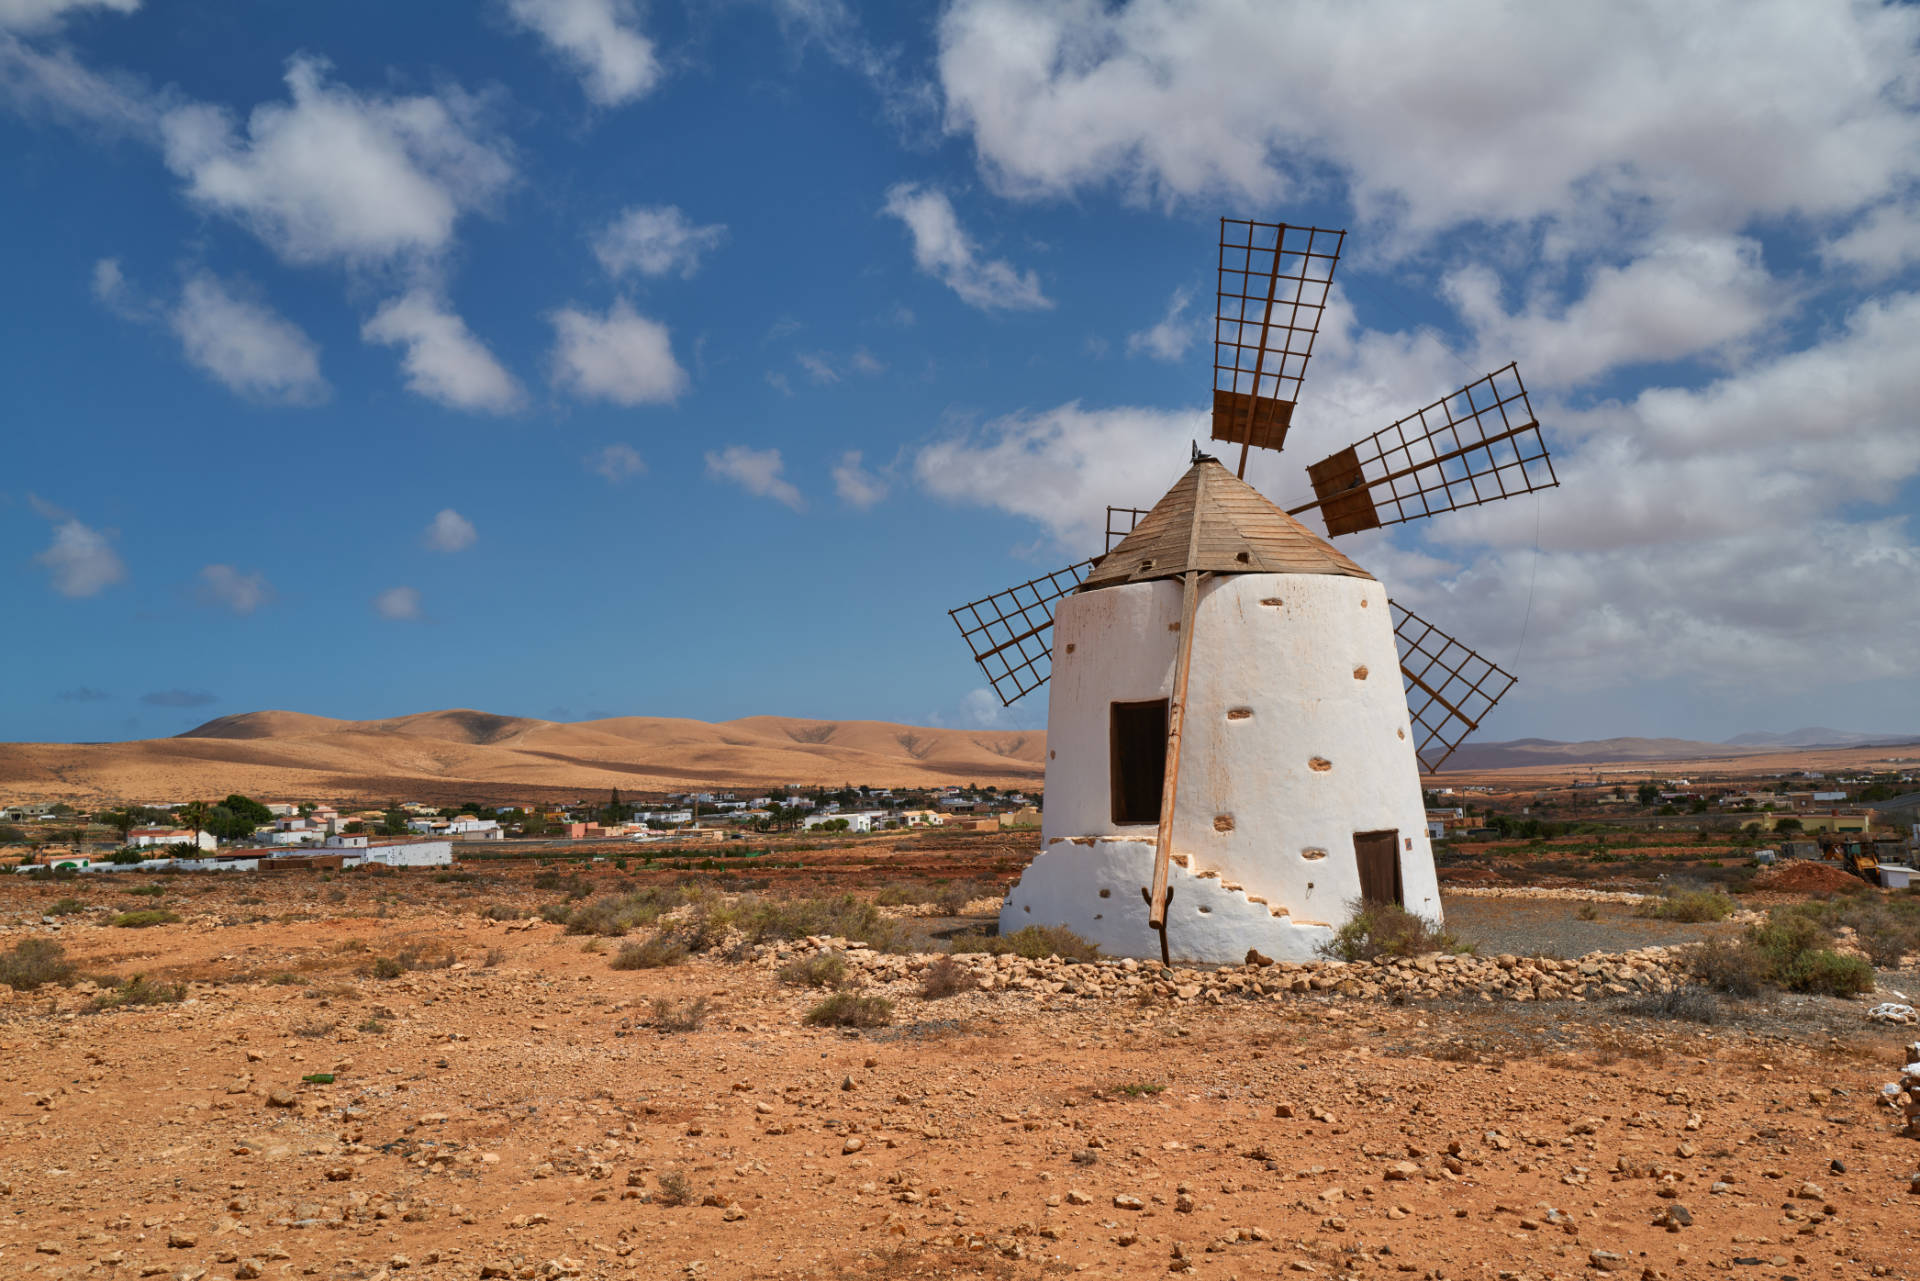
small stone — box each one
[1174,1192,1195,1213]
[1795,1181,1824,1200]
[1274,1103,1294,1118]
[1114,1194,1144,1210]
[842,1136,865,1155]
[1663,1204,1692,1229]
[1066,1189,1093,1205]
[265,1088,295,1108]
[1384,1161,1420,1181]
[168,1230,198,1249]
[1590,1249,1626,1272]
[841,1075,856,1091]
[235,1262,264,1279]
[722,1204,747,1222]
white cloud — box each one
[170,273,327,405]
[797,352,839,385]
[373,585,423,621]
[592,205,726,278]
[196,563,272,614]
[706,445,804,511]
[1126,285,1197,362]
[32,504,125,597]
[505,0,661,107]
[587,442,645,482]
[424,508,477,553]
[363,290,522,413]
[1822,202,1920,279]
[849,346,884,375]
[935,0,1920,249]
[548,298,688,405]
[1443,234,1782,387]
[0,0,136,35]
[831,450,888,509]
[157,55,513,268]
[880,182,1050,311]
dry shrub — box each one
[481,947,505,968]
[1623,986,1722,1024]
[1687,937,1766,997]
[111,909,179,929]
[651,997,707,1033]
[0,938,75,991]
[478,904,523,922]
[802,992,894,1028]
[917,954,977,1000]
[654,1170,696,1206]
[91,974,185,1010]
[951,924,1099,962]
[611,932,688,970]
[1637,887,1736,923]
[777,950,849,988]
[46,898,87,916]
[1317,902,1471,962]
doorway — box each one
[1109,699,1169,825]
[1352,829,1403,906]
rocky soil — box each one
[1,872,1917,1281]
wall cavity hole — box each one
[1213,815,1235,832]
[1259,598,1283,607]
[1050,749,1057,759]
[1352,665,1368,680]
[1360,598,1369,608]
[1234,551,1250,563]
[1023,905,1031,913]
[1302,848,1328,861]
[1093,914,1103,920]
[1226,707,1253,721]
[1196,905,1212,914]
[1308,756,1333,772]
[1098,888,1111,898]
[1396,729,1405,741]
[1064,643,1075,654]
[1168,621,1181,632]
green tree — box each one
[220,794,274,827]
[1775,817,1803,833]
[1635,782,1661,807]
[204,805,256,842]
[177,801,211,850]
[599,788,626,827]
[381,806,410,837]
[99,808,138,843]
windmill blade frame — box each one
[1293,362,1557,537]
[1212,219,1345,474]
[1106,505,1151,552]
[1390,600,1517,774]
[949,560,1096,707]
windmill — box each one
[948,218,1558,966]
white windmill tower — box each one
[949,219,1558,966]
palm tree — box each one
[177,801,211,853]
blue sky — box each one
[5,0,1919,747]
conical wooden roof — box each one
[1081,457,1372,590]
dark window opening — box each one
[1109,699,1169,825]
[1353,829,1403,906]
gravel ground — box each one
[1441,894,1741,958]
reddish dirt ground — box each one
[2,862,1917,1281]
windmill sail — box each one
[1294,363,1557,536]
[1212,219,1344,470]
[949,561,1096,706]
[1390,601,1517,773]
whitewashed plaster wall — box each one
[1001,572,1437,964]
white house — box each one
[128,827,218,851]
[1000,458,1437,965]
[446,817,502,840]
[802,810,886,833]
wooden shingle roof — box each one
[1081,457,1372,590]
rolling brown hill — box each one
[0,709,1047,805]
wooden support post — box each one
[1147,568,1201,930]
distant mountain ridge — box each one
[1446,728,1920,771]
[1721,727,1920,749]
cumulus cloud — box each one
[169,273,327,405]
[935,0,1920,250]
[505,0,660,107]
[363,290,522,413]
[797,352,839,385]
[548,299,688,405]
[831,450,888,509]
[592,205,726,278]
[196,564,273,614]
[373,585,423,621]
[31,499,126,597]
[586,442,645,482]
[140,688,216,708]
[706,445,804,511]
[157,55,513,268]
[424,508,477,553]
[880,183,1050,311]
[1126,285,1198,362]
[55,686,112,702]
[88,255,144,317]
[0,0,136,35]
[1821,202,1920,279]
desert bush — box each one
[1575,902,1600,921]
[1687,936,1767,996]
[482,947,505,968]
[654,1170,696,1206]
[873,882,921,907]
[110,909,179,928]
[563,895,632,937]
[537,902,572,925]
[732,894,900,951]
[122,884,165,897]
[1317,902,1471,962]
[264,971,307,986]
[777,950,849,988]
[651,997,708,1032]
[610,932,689,970]
[46,897,88,916]
[951,924,1100,962]
[934,880,993,915]
[0,938,75,991]
[1691,907,1878,997]
[1637,887,1736,923]
[1801,895,1920,968]
[91,974,185,1009]
[369,956,406,980]
[802,992,894,1028]
[1623,986,1721,1024]
[478,903,523,922]
[917,954,978,999]
[1114,1081,1166,1098]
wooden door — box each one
[1353,830,1403,906]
